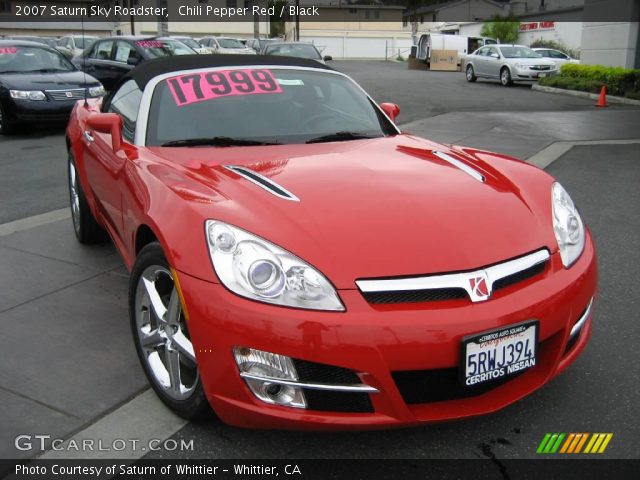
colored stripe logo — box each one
[537,433,613,454]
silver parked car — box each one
[199,37,255,55]
[531,48,580,68]
[464,44,558,86]
[263,42,332,64]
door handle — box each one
[83,131,94,143]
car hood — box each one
[148,135,557,288]
[0,70,100,89]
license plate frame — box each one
[538,73,547,78]
[460,320,538,388]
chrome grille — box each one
[356,249,550,305]
[530,65,551,71]
[45,89,86,101]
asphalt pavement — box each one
[0,60,639,463]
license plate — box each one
[462,321,538,387]
[538,73,547,78]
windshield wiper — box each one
[305,131,378,144]
[161,136,281,147]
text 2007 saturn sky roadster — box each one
[66,55,596,429]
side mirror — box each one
[127,57,140,66]
[87,113,123,152]
[380,103,400,122]
[490,53,500,59]
[323,55,332,61]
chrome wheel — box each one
[134,266,198,401]
[501,68,512,86]
[69,160,81,234]
[466,65,475,81]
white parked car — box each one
[464,44,558,86]
[531,48,580,68]
[169,36,210,55]
[199,37,255,55]
[57,35,99,59]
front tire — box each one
[130,242,210,420]
[500,67,513,86]
[68,150,107,244]
[466,65,477,82]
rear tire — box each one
[68,149,107,244]
[500,67,513,86]
[130,242,211,420]
[466,65,477,82]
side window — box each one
[488,47,498,57]
[114,41,141,64]
[91,40,114,61]
[107,80,143,143]
[476,47,489,56]
[550,50,567,59]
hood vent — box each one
[224,165,300,202]
[432,151,485,183]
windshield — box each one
[137,39,194,58]
[146,68,395,146]
[265,44,321,60]
[0,45,75,73]
[75,37,98,49]
[499,46,542,59]
[177,38,202,49]
[218,38,245,49]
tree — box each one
[480,14,520,43]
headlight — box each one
[10,90,46,101]
[552,182,585,268]
[88,85,105,97]
[206,220,344,311]
[515,63,527,69]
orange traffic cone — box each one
[595,85,608,107]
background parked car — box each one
[531,48,580,68]
[264,42,331,63]
[199,37,255,54]
[464,44,558,86]
[169,36,211,54]
[73,36,196,90]
[6,36,56,47]
[56,35,99,59]
[246,38,279,54]
[0,40,104,134]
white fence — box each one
[301,35,414,59]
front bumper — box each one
[177,237,596,430]
[513,67,558,81]
[5,97,80,124]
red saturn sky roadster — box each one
[66,55,596,429]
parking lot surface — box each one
[0,60,639,463]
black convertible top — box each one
[123,54,334,90]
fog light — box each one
[233,346,306,408]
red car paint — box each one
[67,82,596,429]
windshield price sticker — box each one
[0,47,18,54]
[167,69,283,107]
[463,321,537,387]
[137,40,164,49]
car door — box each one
[83,79,143,243]
[549,49,568,67]
[83,40,115,88]
[473,47,490,76]
[484,46,501,78]
[113,40,140,75]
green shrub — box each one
[540,64,640,98]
